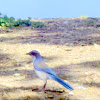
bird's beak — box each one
[26,53,31,55]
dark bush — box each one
[14,19,32,27]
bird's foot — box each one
[32,88,39,91]
[32,88,46,92]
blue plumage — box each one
[27,50,74,91]
[51,75,74,90]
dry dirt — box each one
[0,18,100,100]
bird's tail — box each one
[51,75,74,90]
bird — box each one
[26,50,74,91]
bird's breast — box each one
[35,70,48,81]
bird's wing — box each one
[34,60,57,76]
[35,59,48,69]
[41,68,57,76]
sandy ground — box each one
[0,18,100,100]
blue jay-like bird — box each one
[27,50,74,91]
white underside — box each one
[35,70,49,82]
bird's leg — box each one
[32,81,47,92]
[43,82,47,89]
[42,80,47,91]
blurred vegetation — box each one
[86,20,96,26]
[80,15,88,19]
[31,22,45,28]
[0,13,45,28]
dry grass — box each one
[0,18,100,100]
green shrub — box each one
[31,22,45,28]
[86,20,96,25]
[0,13,45,28]
[86,20,96,26]
[0,15,15,27]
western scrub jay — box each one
[27,50,74,91]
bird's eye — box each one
[31,52,36,55]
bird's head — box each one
[26,50,41,58]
